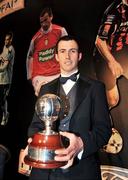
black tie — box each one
[60,71,79,84]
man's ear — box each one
[55,54,59,62]
[50,15,53,21]
[78,52,82,61]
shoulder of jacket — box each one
[80,75,105,87]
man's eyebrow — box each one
[59,48,78,51]
[40,15,49,22]
[70,48,78,50]
[40,18,47,22]
[58,48,66,51]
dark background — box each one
[1,0,128,179]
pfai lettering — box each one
[0,0,18,13]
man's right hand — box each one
[18,138,32,176]
[19,138,32,164]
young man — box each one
[0,32,15,126]
[26,7,68,96]
[93,0,128,108]
[24,35,111,180]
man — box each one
[93,0,128,108]
[25,35,111,180]
[26,7,68,96]
[0,32,15,126]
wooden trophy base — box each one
[24,132,67,169]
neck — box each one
[61,69,79,77]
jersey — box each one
[0,45,15,85]
[93,1,128,90]
[97,1,128,52]
[26,24,68,80]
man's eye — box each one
[71,49,77,53]
[60,50,65,53]
[40,18,48,23]
[71,50,76,53]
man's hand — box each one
[18,138,32,175]
[19,138,32,164]
[54,131,84,169]
[35,81,48,96]
[32,79,48,96]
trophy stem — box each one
[44,120,55,135]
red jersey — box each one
[26,24,67,79]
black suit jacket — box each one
[28,75,111,180]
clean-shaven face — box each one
[55,40,82,75]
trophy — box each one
[24,94,66,169]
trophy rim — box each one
[24,156,67,169]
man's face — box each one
[55,40,82,74]
[122,0,128,6]
[5,35,11,47]
[40,12,52,32]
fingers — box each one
[59,131,70,137]
[35,81,48,96]
[28,138,32,144]
[54,132,74,162]
[55,132,82,162]
[54,148,73,162]
[54,131,83,169]
[19,148,27,164]
[60,158,74,169]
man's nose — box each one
[65,51,70,58]
[41,22,46,26]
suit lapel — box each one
[70,77,91,117]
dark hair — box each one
[55,35,81,53]
[40,7,53,17]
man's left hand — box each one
[54,131,84,169]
